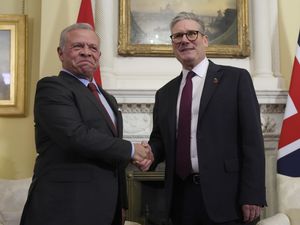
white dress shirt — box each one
[176,57,209,173]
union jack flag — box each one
[277,30,300,177]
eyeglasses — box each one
[170,30,204,43]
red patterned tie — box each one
[87,83,117,135]
[176,71,195,179]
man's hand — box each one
[133,143,148,162]
[242,204,262,223]
[132,141,154,171]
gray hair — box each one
[58,23,99,49]
[170,12,205,34]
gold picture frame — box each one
[0,15,27,116]
[118,0,250,57]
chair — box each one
[257,174,300,225]
[0,178,31,225]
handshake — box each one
[132,141,154,171]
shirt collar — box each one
[182,57,209,79]
[61,69,98,89]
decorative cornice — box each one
[256,90,288,104]
[107,89,155,103]
[119,103,153,113]
[107,89,288,104]
[260,104,285,113]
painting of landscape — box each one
[130,0,237,45]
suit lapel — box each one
[98,86,119,137]
[59,72,118,136]
[198,61,223,121]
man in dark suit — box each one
[147,12,267,225]
[20,23,151,225]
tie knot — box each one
[88,82,98,92]
[187,71,195,81]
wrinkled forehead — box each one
[66,29,100,45]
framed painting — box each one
[0,15,27,116]
[118,0,250,57]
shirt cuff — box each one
[131,142,135,158]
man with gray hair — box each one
[20,23,153,225]
[147,11,267,225]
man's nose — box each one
[181,34,190,43]
[80,47,91,56]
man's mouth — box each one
[78,60,94,65]
[179,48,194,52]
[78,60,92,64]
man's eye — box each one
[187,31,197,35]
[72,44,82,49]
[90,46,98,52]
[174,33,183,38]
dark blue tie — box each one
[176,71,195,179]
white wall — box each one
[40,0,256,90]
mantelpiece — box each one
[108,89,288,221]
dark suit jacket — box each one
[20,71,132,225]
[149,61,267,223]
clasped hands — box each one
[132,141,154,171]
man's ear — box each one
[57,47,63,61]
[203,35,209,47]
